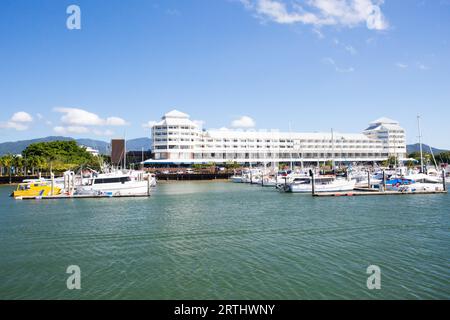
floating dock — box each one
[15,194,150,200]
[313,190,447,197]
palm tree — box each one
[12,155,24,176]
[0,156,5,176]
[27,156,38,176]
[1,154,14,183]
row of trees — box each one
[408,151,450,166]
[0,141,104,181]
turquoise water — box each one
[0,181,449,300]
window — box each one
[94,177,131,184]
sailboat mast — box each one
[124,138,127,169]
[417,115,424,172]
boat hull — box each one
[286,180,356,193]
[76,181,150,196]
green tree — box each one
[224,161,240,169]
[382,156,398,167]
[22,141,99,173]
[12,155,24,176]
[435,151,450,164]
[1,154,14,183]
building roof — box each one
[162,110,189,119]
[155,109,198,127]
[369,117,399,125]
[364,123,403,132]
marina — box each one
[1,0,449,305]
[1,180,449,300]
[313,190,448,197]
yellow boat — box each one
[12,182,62,198]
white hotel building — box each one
[146,110,407,165]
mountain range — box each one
[406,143,448,155]
[0,137,447,156]
[0,136,151,156]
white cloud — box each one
[238,0,388,30]
[54,107,104,126]
[345,45,357,55]
[11,111,33,123]
[106,116,128,126]
[53,126,67,134]
[36,113,43,120]
[312,28,325,39]
[417,62,429,71]
[322,57,354,73]
[231,116,256,128]
[93,129,114,136]
[0,111,33,131]
[53,126,90,134]
[54,107,128,126]
[142,120,157,129]
[332,37,357,55]
[366,37,376,45]
[0,121,28,131]
[396,62,408,69]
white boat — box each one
[403,173,442,184]
[280,176,356,193]
[76,170,151,196]
[398,183,445,193]
[259,176,279,187]
[230,175,244,183]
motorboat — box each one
[397,183,445,193]
[12,181,62,198]
[279,176,356,193]
[385,178,415,191]
[230,175,244,183]
[76,170,151,196]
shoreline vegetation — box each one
[0,141,106,184]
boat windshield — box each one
[93,176,132,184]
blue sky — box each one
[0,0,449,148]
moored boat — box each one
[280,176,356,193]
[12,181,62,198]
[76,170,151,196]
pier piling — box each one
[310,170,316,196]
[443,169,447,192]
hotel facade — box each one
[146,110,407,165]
